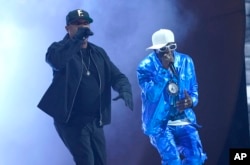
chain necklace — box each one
[80,50,91,76]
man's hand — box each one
[176,90,193,112]
[73,27,93,40]
[112,92,134,111]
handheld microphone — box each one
[75,27,94,40]
[82,29,94,40]
[169,62,178,79]
[87,30,94,36]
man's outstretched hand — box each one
[112,92,133,111]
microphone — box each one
[87,30,94,36]
[169,62,178,79]
[82,29,94,40]
[75,27,94,40]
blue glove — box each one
[113,92,133,111]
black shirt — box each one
[68,48,102,126]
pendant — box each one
[86,71,91,76]
[166,80,179,96]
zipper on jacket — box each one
[90,50,103,126]
[66,52,84,122]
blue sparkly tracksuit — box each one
[137,51,207,164]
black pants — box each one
[54,119,107,165]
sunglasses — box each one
[70,20,90,26]
[157,43,177,53]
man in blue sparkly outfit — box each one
[137,29,207,164]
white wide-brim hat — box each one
[147,29,175,50]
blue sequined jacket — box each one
[137,51,199,135]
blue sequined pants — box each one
[149,124,207,165]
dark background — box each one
[105,0,250,165]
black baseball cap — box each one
[66,9,93,25]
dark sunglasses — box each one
[70,21,90,26]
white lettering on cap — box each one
[77,10,84,16]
